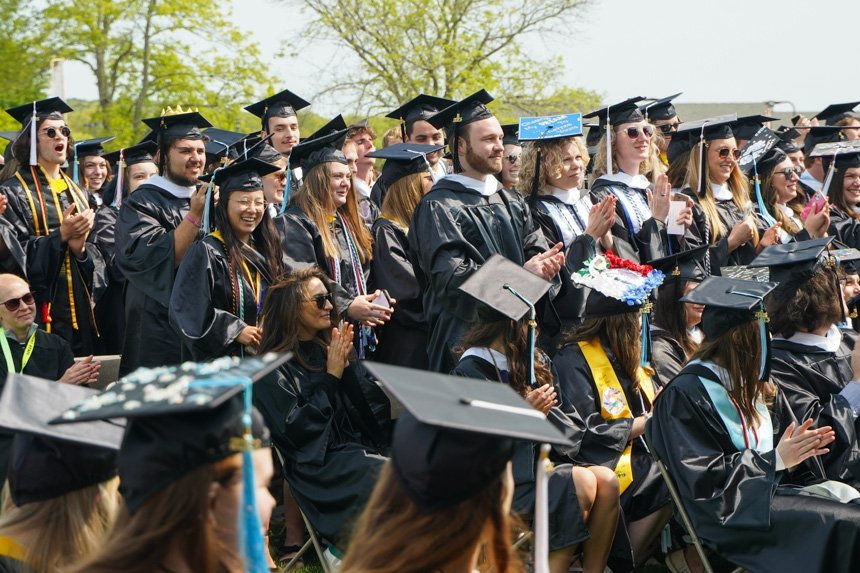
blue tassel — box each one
[72,145,80,185]
[758,314,768,381]
[752,161,776,227]
[239,384,269,573]
[202,178,216,233]
[640,309,652,367]
[503,285,539,389]
[279,166,291,215]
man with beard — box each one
[114,108,211,375]
[408,90,564,372]
[0,98,102,356]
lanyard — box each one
[0,329,36,373]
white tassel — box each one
[534,443,551,573]
[29,102,37,167]
[605,108,612,175]
[113,149,125,208]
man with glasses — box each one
[0,98,103,357]
[641,93,682,167]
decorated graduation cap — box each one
[640,92,682,122]
[6,97,74,167]
[366,142,444,191]
[583,97,646,175]
[459,254,552,389]
[426,89,495,173]
[141,106,212,143]
[0,374,123,506]
[102,141,158,208]
[648,245,709,284]
[737,127,783,227]
[732,114,778,143]
[386,94,457,141]
[244,88,310,132]
[681,276,777,379]
[814,101,860,125]
[72,135,115,185]
[517,113,583,203]
[364,361,570,572]
[573,252,664,365]
[54,353,290,572]
[808,140,860,200]
[501,123,520,146]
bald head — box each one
[0,274,29,301]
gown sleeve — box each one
[369,221,423,329]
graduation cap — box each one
[501,124,520,146]
[364,361,572,513]
[681,276,777,379]
[583,97,647,175]
[0,373,123,506]
[198,157,280,192]
[71,135,116,185]
[426,90,495,173]
[749,236,836,285]
[677,115,739,199]
[801,125,845,156]
[666,130,695,166]
[141,107,212,157]
[203,127,248,165]
[737,128,785,226]
[245,139,282,165]
[6,97,74,167]
[102,141,159,208]
[732,114,778,142]
[387,94,457,141]
[775,126,801,154]
[244,88,311,132]
[53,353,288,571]
[648,245,709,284]
[287,127,349,174]
[814,101,860,125]
[640,92,682,122]
[365,142,444,191]
[309,114,349,141]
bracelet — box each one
[184,213,202,227]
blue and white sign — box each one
[518,113,583,141]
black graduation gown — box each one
[827,207,860,250]
[552,340,670,521]
[169,235,270,362]
[451,354,590,552]
[87,206,125,355]
[589,177,668,263]
[531,196,597,347]
[649,363,860,573]
[252,345,388,549]
[770,334,860,488]
[0,167,104,356]
[407,180,551,372]
[368,218,428,369]
[0,328,75,482]
[115,182,198,375]
[649,325,688,390]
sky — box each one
[62,0,860,117]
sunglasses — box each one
[713,147,741,160]
[1,292,34,312]
[656,123,679,135]
[306,292,333,310]
[40,126,71,139]
[623,125,654,139]
[505,153,521,164]
[774,165,803,179]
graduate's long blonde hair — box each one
[589,128,664,183]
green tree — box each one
[43,0,274,145]
[292,0,600,116]
[0,0,52,130]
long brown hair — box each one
[341,463,523,573]
[293,162,373,262]
[829,166,860,221]
[456,317,554,395]
[760,167,804,234]
[380,172,425,230]
[562,312,642,385]
[68,457,243,573]
[690,320,775,425]
[0,479,119,573]
[653,280,700,357]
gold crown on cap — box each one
[160,104,199,117]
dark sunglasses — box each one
[306,292,333,310]
[714,147,741,160]
[41,126,71,139]
[505,153,520,164]
[656,123,679,135]
[774,165,803,178]
[623,125,654,139]
[1,292,34,312]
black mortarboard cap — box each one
[676,114,737,142]
[583,96,646,127]
[204,128,248,163]
[737,127,781,176]
[814,101,860,125]
[244,88,311,131]
[287,127,349,173]
[141,108,212,142]
[5,97,73,126]
[666,130,694,165]
[749,237,835,287]
[640,92,681,122]
[775,126,801,154]
[247,140,282,165]
[363,362,572,513]
[74,136,115,158]
[199,157,280,192]
[0,374,122,505]
[680,276,776,340]
[458,254,551,322]
[387,94,457,139]
[501,123,520,146]
[802,125,845,155]
[103,141,158,167]
[732,114,778,142]
[309,114,348,141]
[426,90,495,130]
[648,245,709,284]
[366,142,444,189]
[808,140,860,172]
[53,354,289,513]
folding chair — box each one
[643,427,744,573]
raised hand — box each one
[326,322,355,379]
[776,419,835,469]
[524,242,565,280]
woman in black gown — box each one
[649,276,860,573]
[169,158,284,360]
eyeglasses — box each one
[506,153,521,164]
[774,165,803,179]
[233,198,266,209]
[306,292,333,309]
[623,125,654,139]
[656,123,679,135]
[713,147,741,160]
[40,126,71,139]
[1,292,34,312]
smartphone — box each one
[801,192,826,220]
[375,289,392,309]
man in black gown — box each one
[408,90,564,372]
[114,109,211,375]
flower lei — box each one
[573,251,664,306]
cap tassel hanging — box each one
[238,379,270,573]
[279,158,292,215]
[533,444,552,573]
[820,150,839,198]
[29,102,37,167]
[605,108,612,175]
[202,168,222,233]
[451,114,463,173]
[72,143,80,185]
[756,305,771,381]
[112,149,125,209]
[752,158,776,227]
[503,284,540,389]
[639,301,653,367]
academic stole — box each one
[15,166,93,332]
[210,231,262,351]
[578,338,655,493]
[0,328,36,373]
